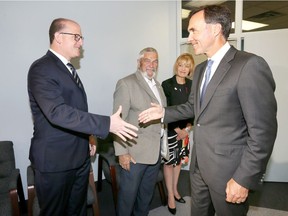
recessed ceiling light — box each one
[182,9,191,19]
[232,20,269,31]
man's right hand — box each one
[138,103,164,123]
[119,154,136,171]
[110,105,138,141]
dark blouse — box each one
[161,75,193,131]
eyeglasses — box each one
[60,32,84,42]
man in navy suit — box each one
[27,18,137,216]
[139,5,277,216]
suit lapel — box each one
[198,47,237,115]
[135,71,160,104]
[48,50,78,86]
[156,81,167,107]
[195,63,206,113]
[47,51,87,101]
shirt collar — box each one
[49,48,70,66]
[209,42,230,65]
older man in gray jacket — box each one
[113,47,167,216]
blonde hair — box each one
[173,53,195,76]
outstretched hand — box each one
[110,105,138,141]
[138,103,164,124]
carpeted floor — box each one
[248,206,288,216]
[148,196,288,216]
[19,169,288,215]
[97,170,288,216]
[148,196,190,216]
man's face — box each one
[187,10,216,57]
[57,21,84,60]
[139,52,158,79]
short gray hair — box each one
[138,47,158,61]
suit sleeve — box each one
[28,62,110,139]
[233,55,277,190]
[164,84,195,124]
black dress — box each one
[161,75,193,166]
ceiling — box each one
[181,0,288,37]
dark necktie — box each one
[200,60,214,106]
[67,63,82,88]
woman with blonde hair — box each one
[161,53,195,215]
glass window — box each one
[181,0,235,38]
[181,0,288,37]
[243,1,288,32]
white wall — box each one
[243,29,288,182]
[0,1,178,199]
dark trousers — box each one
[116,156,161,216]
[35,157,90,216]
[190,165,249,216]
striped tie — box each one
[67,63,82,88]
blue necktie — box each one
[67,63,82,88]
[200,60,214,106]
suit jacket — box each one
[164,46,277,194]
[113,70,167,164]
[28,50,110,172]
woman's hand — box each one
[175,128,189,140]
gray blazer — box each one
[164,46,277,194]
[113,70,167,164]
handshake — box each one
[110,103,164,141]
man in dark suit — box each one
[139,5,277,216]
[27,18,137,216]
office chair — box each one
[0,141,25,216]
[27,164,100,216]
